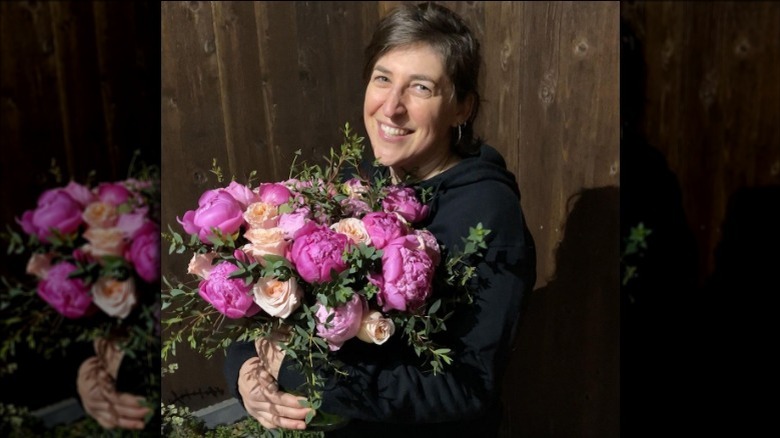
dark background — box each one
[0,0,160,413]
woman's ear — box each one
[455,93,476,125]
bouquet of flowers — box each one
[162,124,488,426]
[0,155,161,428]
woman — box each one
[224,3,536,436]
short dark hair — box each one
[364,2,482,155]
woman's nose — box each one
[382,88,406,118]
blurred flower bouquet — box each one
[0,154,161,428]
[162,124,488,426]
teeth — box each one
[380,124,409,136]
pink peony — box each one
[381,186,429,223]
[37,262,93,319]
[21,189,84,241]
[289,222,350,283]
[97,183,132,206]
[258,183,293,206]
[413,229,441,267]
[128,224,161,283]
[372,235,435,312]
[315,293,366,351]
[198,262,260,319]
[63,181,97,207]
[361,211,408,249]
[178,189,245,244]
[224,181,260,209]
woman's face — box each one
[363,44,470,174]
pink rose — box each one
[187,252,218,279]
[356,310,396,345]
[258,183,293,206]
[290,222,350,283]
[37,262,93,319]
[178,189,245,244]
[252,276,302,319]
[382,186,429,223]
[340,197,372,218]
[92,277,137,319]
[372,235,435,312]
[22,189,84,240]
[343,178,369,198]
[128,225,160,283]
[278,207,311,240]
[97,183,132,206]
[198,262,260,319]
[361,212,408,249]
[26,253,54,279]
[116,211,150,240]
[315,294,366,351]
[225,181,260,209]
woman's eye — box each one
[373,75,390,83]
[411,84,432,95]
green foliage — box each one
[621,222,652,301]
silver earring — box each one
[456,124,462,144]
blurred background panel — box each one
[0,0,159,419]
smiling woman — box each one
[223,3,537,437]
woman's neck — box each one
[390,151,459,184]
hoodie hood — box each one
[417,143,521,200]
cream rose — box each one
[82,201,118,229]
[187,252,218,279]
[356,310,395,345]
[242,227,288,263]
[252,276,302,319]
[26,253,54,279]
[330,218,371,245]
[92,277,137,319]
[82,227,126,257]
[243,202,279,229]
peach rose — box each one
[26,253,54,279]
[242,227,289,263]
[82,227,126,257]
[187,252,218,279]
[82,202,118,229]
[243,202,279,229]
[356,310,396,345]
[252,276,303,319]
[330,218,371,245]
[92,277,137,319]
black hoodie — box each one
[224,144,536,437]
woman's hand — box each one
[76,339,150,430]
[237,356,311,430]
[77,357,117,429]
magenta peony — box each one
[372,235,435,312]
[290,222,351,283]
[361,211,408,249]
[37,262,94,319]
[381,186,429,223]
[198,262,260,319]
[178,189,245,244]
